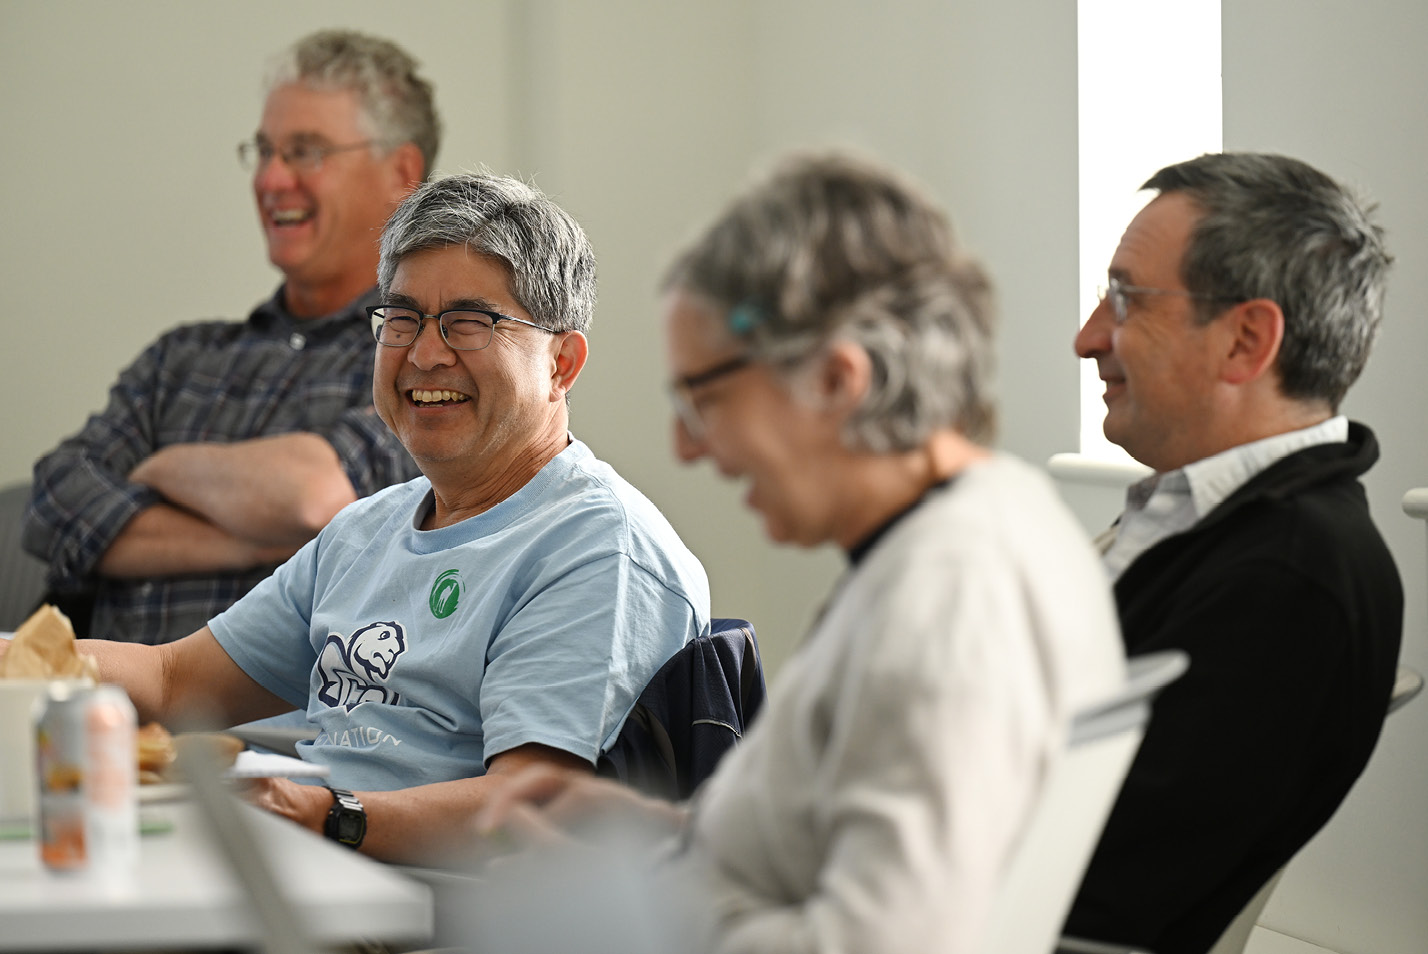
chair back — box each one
[1387,664,1423,715]
[598,617,766,800]
[982,650,1188,954]
[0,482,48,631]
[1202,661,1425,954]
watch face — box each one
[336,812,365,843]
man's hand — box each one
[242,775,332,833]
[227,744,600,865]
[97,504,299,578]
[129,433,357,546]
[98,432,357,579]
[477,763,688,846]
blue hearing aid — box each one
[728,302,763,336]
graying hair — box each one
[663,152,996,450]
[266,29,441,178]
[378,172,597,334]
[1145,152,1391,409]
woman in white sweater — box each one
[479,152,1125,954]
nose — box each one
[253,151,300,193]
[672,415,707,464]
[1074,296,1115,360]
[407,319,457,370]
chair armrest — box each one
[1058,935,1155,954]
[225,725,320,758]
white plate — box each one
[138,782,190,804]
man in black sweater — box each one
[1065,153,1402,954]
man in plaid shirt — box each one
[23,30,435,644]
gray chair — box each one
[1199,663,1424,954]
[980,650,1188,954]
[0,482,48,631]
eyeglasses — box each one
[237,137,378,175]
[368,305,554,352]
[668,354,753,438]
[1097,276,1242,324]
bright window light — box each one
[1077,0,1222,462]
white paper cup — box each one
[0,678,88,825]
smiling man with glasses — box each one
[23,30,434,645]
[69,171,710,865]
[1066,153,1403,954]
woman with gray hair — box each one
[480,153,1124,954]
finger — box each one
[501,801,571,846]
[539,776,623,824]
[476,764,576,833]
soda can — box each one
[35,682,139,873]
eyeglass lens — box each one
[372,309,498,351]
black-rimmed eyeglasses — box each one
[1097,276,1243,325]
[368,306,554,352]
[668,354,753,438]
[238,138,379,175]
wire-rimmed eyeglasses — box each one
[368,305,554,352]
[668,354,753,438]
[238,137,379,175]
[1097,276,1243,325]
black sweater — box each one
[1065,422,1403,954]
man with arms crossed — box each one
[47,171,710,864]
[1064,152,1402,954]
[23,30,429,643]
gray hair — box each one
[1144,152,1391,409]
[378,172,597,334]
[266,29,441,178]
[663,152,996,450]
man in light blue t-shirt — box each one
[71,173,711,863]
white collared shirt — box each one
[1100,416,1349,581]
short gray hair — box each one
[378,172,597,334]
[663,152,996,450]
[266,30,441,178]
[1144,152,1391,409]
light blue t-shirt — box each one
[209,439,710,791]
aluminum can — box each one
[35,682,139,873]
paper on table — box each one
[139,751,330,803]
[229,750,330,779]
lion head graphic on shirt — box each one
[317,620,408,711]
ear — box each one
[549,331,589,401]
[1220,299,1284,386]
[387,142,427,197]
[817,339,873,414]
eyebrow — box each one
[382,292,509,314]
[253,131,335,147]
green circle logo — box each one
[429,569,462,619]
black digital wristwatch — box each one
[323,786,366,849]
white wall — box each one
[0,0,1081,677]
[1,1,1421,949]
[1222,2,1428,951]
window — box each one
[1077,0,1222,462]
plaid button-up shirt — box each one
[22,286,419,644]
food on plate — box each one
[174,731,246,773]
[135,724,245,784]
[0,604,99,681]
[137,722,177,784]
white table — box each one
[0,797,433,951]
